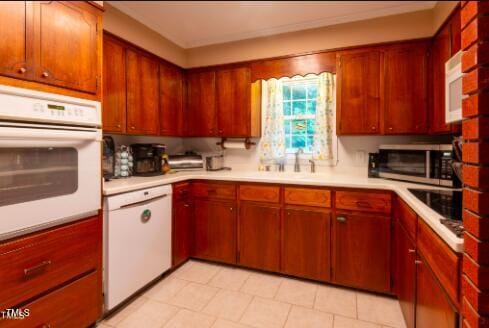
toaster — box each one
[205,154,230,171]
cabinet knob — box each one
[18,67,26,74]
[388,127,393,131]
[184,204,190,208]
[230,207,233,211]
[42,71,49,78]
[408,249,415,254]
[130,126,135,130]
[336,216,347,223]
[116,124,121,128]
[415,260,422,265]
[371,126,376,131]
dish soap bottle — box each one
[162,154,171,174]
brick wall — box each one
[461,1,489,327]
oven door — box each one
[0,123,101,240]
[378,149,439,185]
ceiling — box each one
[108,1,437,49]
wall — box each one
[103,3,187,67]
[186,9,434,68]
[432,1,459,33]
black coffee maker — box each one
[131,144,165,176]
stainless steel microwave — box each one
[378,144,459,187]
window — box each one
[282,78,318,153]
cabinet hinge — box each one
[96,76,99,88]
[237,250,240,262]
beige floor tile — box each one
[275,279,318,308]
[333,315,382,328]
[144,278,189,303]
[169,282,220,311]
[314,285,357,318]
[209,267,251,291]
[173,261,222,284]
[240,272,283,299]
[212,318,253,328]
[163,309,216,328]
[240,297,291,328]
[356,293,406,328]
[203,289,253,322]
[284,305,334,328]
[103,296,148,326]
[117,299,179,328]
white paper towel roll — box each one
[222,140,247,149]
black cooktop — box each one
[408,189,463,238]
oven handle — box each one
[0,126,101,141]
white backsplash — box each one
[105,134,451,176]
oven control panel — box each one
[0,85,101,127]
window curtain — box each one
[312,72,335,161]
[259,78,286,164]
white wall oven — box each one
[445,51,463,123]
[0,85,102,240]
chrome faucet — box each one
[309,159,316,173]
[294,148,303,172]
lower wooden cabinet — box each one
[283,208,331,281]
[193,199,237,264]
[395,221,416,328]
[332,211,391,293]
[173,200,192,267]
[415,253,458,328]
[238,203,281,271]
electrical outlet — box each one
[354,150,367,166]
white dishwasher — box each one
[103,185,172,311]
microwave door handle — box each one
[0,127,101,141]
[426,150,431,179]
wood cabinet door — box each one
[332,211,391,292]
[415,254,457,328]
[0,1,33,80]
[283,208,330,281]
[238,203,281,272]
[395,222,416,328]
[337,51,381,134]
[186,70,217,136]
[160,63,185,136]
[173,200,192,267]
[430,24,451,134]
[216,67,251,137]
[384,43,428,134]
[102,36,126,133]
[193,200,236,264]
[126,49,159,135]
[34,1,98,93]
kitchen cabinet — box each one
[394,221,416,328]
[160,63,185,136]
[193,199,236,264]
[186,70,217,136]
[216,67,260,137]
[0,1,102,98]
[337,50,381,134]
[332,211,391,293]
[283,208,331,281]
[173,183,192,267]
[383,42,428,134]
[0,1,31,80]
[103,35,126,133]
[238,203,281,272]
[415,253,458,328]
[126,49,159,135]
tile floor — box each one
[99,260,406,328]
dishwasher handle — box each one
[118,194,169,210]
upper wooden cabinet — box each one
[186,70,217,136]
[383,42,428,134]
[337,50,381,135]
[126,49,159,135]
[0,1,102,98]
[160,63,185,136]
[102,36,126,133]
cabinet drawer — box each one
[417,219,460,305]
[335,190,391,214]
[173,182,191,202]
[239,185,280,203]
[0,216,101,310]
[192,182,236,200]
[284,187,331,207]
[1,271,101,327]
[395,197,417,241]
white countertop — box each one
[103,170,464,253]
